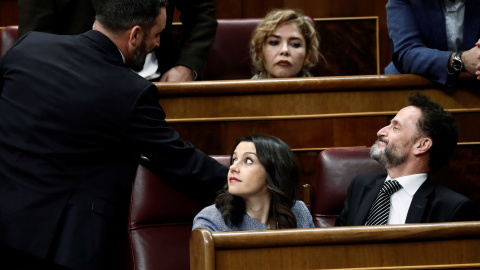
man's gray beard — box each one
[370,140,407,169]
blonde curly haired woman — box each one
[250,9,321,79]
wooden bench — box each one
[190,221,480,270]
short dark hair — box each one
[215,134,299,229]
[95,0,167,33]
[409,92,458,173]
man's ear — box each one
[413,137,432,156]
[128,26,143,48]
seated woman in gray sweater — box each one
[193,134,314,232]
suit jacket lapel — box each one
[462,0,480,50]
[405,178,436,223]
[354,174,386,225]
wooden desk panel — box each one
[190,222,480,270]
[169,116,388,154]
[156,74,479,123]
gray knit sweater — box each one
[192,200,314,232]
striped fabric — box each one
[365,180,402,225]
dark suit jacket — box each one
[384,0,480,86]
[0,30,227,270]
[156,0,217,78]
[335,172,478,226]
[18,0,103,36]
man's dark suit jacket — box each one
[156,0,217,78]
[0,30,227,270]
[18,0,103,36]
[335,172,478,226]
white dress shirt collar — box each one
[387,173,427,197]
[386,173,428,224]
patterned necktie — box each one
[365,180,402,225]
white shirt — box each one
[118,50,162,80]
[386,173,428,224]
[138,51,161,80]
[137,51,198,81]
[441,0,465,51]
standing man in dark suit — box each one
[0,0,227,269]
[335,93,478,226]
